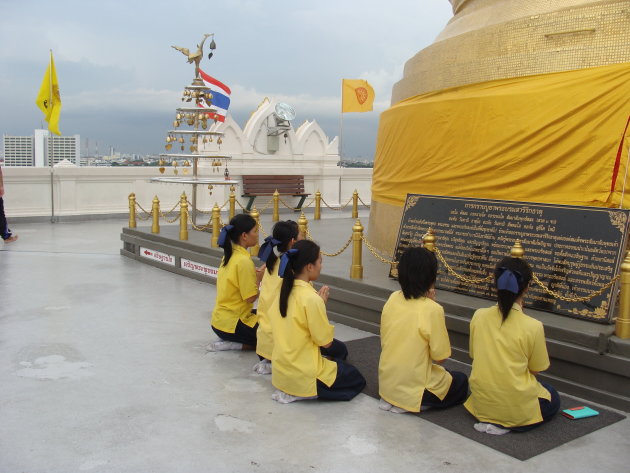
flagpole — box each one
[339,79,344,205]
[49,50,55,223]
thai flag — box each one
[198,69,231,122]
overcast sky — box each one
[0,0,453,159]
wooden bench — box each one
[241,175,310,211]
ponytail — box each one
[278,240,320,317]
[259,220,299,274]
[494,257,533,321]
[219,214,256,266]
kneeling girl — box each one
[464,256,560,434]
[253,220,300,374]
[209,214,264,351]
[270,239,366,403]
[378,246,468,413]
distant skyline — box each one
[0,1,453,159]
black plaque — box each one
[392,195,630,323]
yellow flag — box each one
[342,79,375,113]
[36,51,62,135]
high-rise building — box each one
[2,135,34,166]
[3,130,80,166]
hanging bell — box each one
[183,167,189,175]
[159,167,165,174]
[165,144,172,150]
[179,137,184,143]
[171,160,178,167]
[217,138,223,145]
[174,169,179,175]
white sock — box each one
[271,390,317,404]
[474,422,510,435]
[378,398,409,414]
[207,340,243,352]
[253,359,272,375]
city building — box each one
[3,130,80,167]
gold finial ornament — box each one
[422,228,436,252]
[179,192,188,241]
[314,191,322,220]
[511,240,525,258]
[352,189,359,219]
[272,190,280,222]
[171,33,215,82]
[211,204,221,248]
[616,251,630,339]
[128,193,136,228]
[351,219,364,279]
[229,185,236,220]
[249,207,260,256]
[298,212,308,240]
[151,196,160,234]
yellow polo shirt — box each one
[271,280,337,397]
[255,263,282,360]
[211,244,259,333]
[464,304,551,428]
[378,291,453,412]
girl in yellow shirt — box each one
[252,220,300,374]
[464,256,560,435]
[209,214,264,352]
[270,240,366,404]
[378,247,468,413]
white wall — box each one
[2,166,372,218]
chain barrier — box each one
[320,196,353,211]
[434,247,494,285]
[134,202,153,221]
[532,273,619,303]
[256,220,269,238]
[361,235,397,265]
[278,196,315,211]
[305,228,352,257]
[186,213,213,231]
[357,196,371,208]
[159,212,181,224]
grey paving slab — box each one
[1,219,629,472]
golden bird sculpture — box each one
[171,33,215,79]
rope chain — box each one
[257,220,269,238]
[186,213,214,231]
[320,196,353,211]
[305,228,352,257]
[361,235,396,265]
[159,212,181,223]
[357,196,371,208]
[278,196,315,211]
[531,273,619,303]
[434,247,494,284]
[136,202,153,220]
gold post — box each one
[128,193,136,228]
[250,207,260,256]
[352,189,359,219]
[616,251,630,339]
[211,203,221,248]
[314,190,321,220]
[511,240,525,258]
[272,189,280,222]
[151,196,160,234]
[350,219,364,279]
[298,211,309,240]
[179,192,188,241]
[229,185,236,220]
[422,228,436,252]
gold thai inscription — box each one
[394,196,629,322]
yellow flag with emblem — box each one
[36,51,62,135]
[342,79,375,113]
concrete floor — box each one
[1,219,629,473]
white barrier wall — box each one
[4,98,373,219]
[2,166,372,219]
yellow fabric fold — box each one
[372,62,630,209]
[36,51,62,135]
